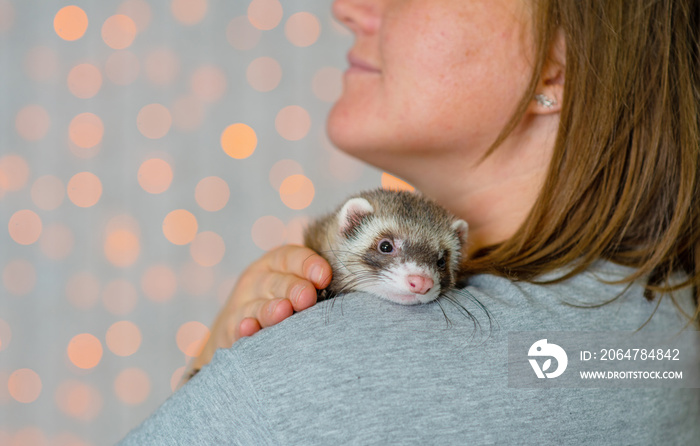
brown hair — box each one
[466,0,700,322]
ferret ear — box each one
[451,219,469,244]
[337,197,374,236]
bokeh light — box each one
[16,105,50,141]
[114,368,150,405]
[189,231,225,267]
[141,265,177,302]
[106,321,142,357]
[221,123,257,159]
[246,57,282,92]
[279,174,315,210]
[381,172,416,192]
[102,279,139,315]
[104,229,141,268]
[194,176,229,211]
[171,0,208,26]
[8,369,42,403]
[67,333,103,369]
[67,172,102,208]
[162,209,198,245]
[275,105,311,141]
[40,223,75,260]
[251,216,286,251]
[69,113,104,149]
[54,6,88,41]
[191,65,227,103]
[285,12,321,47]
[312,67,343,102]
[248,0,283,31]
[65,272,100,310]
[0,154,29,191]
[55,380,103,421]
[102,14,137,50]
[2,259,36,297]
[118,0,152,32]
[105,50,140,85]
[176,321,209,357]
[269,159,304,189]
[67,63,102,99]
[226,16,261,50]
[144,48,180,86]
[137,104,172,139]
[138,158,173,194]
[9,210,42,245]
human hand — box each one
[182,245,332,384]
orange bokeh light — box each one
[191,65,226,103]
[55,380,103,421]
[117,0,153,32]
[285,12,321,47]
[114,368,150,405]
[190,231,225,267]
[246,57,282,92]
[269,159,303,189]
[221,123,257,159]
[106,321,142,357]
[104,229,140,268]
[137,103,172,139]
[101,14,137,50]
[138,158,173,194]
[54,5,88,41]
[171,0,208,26]
[275,105,311,141]
[40,223,75,260]
[2,259,36,297]
[176,321,210,357]
[194,176,229,212]
[251,215,286,251]
[248,0,283,31]
[102,279,138,315]
[8,368,42,403]
[67,63,102,99]
[67,172,102,207]
[31,175,65,210]
[9,209,42,245]
[141,265,177,302]
[279,174,315,210]
[65,272,100,310]
[67,333,103,369]
[381,172,416,192]
[162,209,198,245]
[0,154,29,191]
[69,113,104,149]
[15,105,50,141]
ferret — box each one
[304,188,469,305]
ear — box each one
[530,29,565,115]
[337,197,374,236]
[451,219,469,245]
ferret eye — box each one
[378,239,394,253]
[437,256,446,269]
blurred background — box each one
[0,1,413,444]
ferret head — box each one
[331,192,468,305]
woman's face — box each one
[327,0,535,161]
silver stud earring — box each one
[535,94,557,108]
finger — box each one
[267,245,333,289]
[251,270,318,312]
[238,317,261,338]
[242,297,295,329]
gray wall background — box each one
[0,1,388,443]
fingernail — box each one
[309,265,323,285]
[290,284,306,304]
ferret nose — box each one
[406,275,433,295]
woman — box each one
[122,0,699,443]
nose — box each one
[406,275,434,295]
[332,0,380,35]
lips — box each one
[346,53,380,74]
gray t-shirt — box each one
[120,262,698,445]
